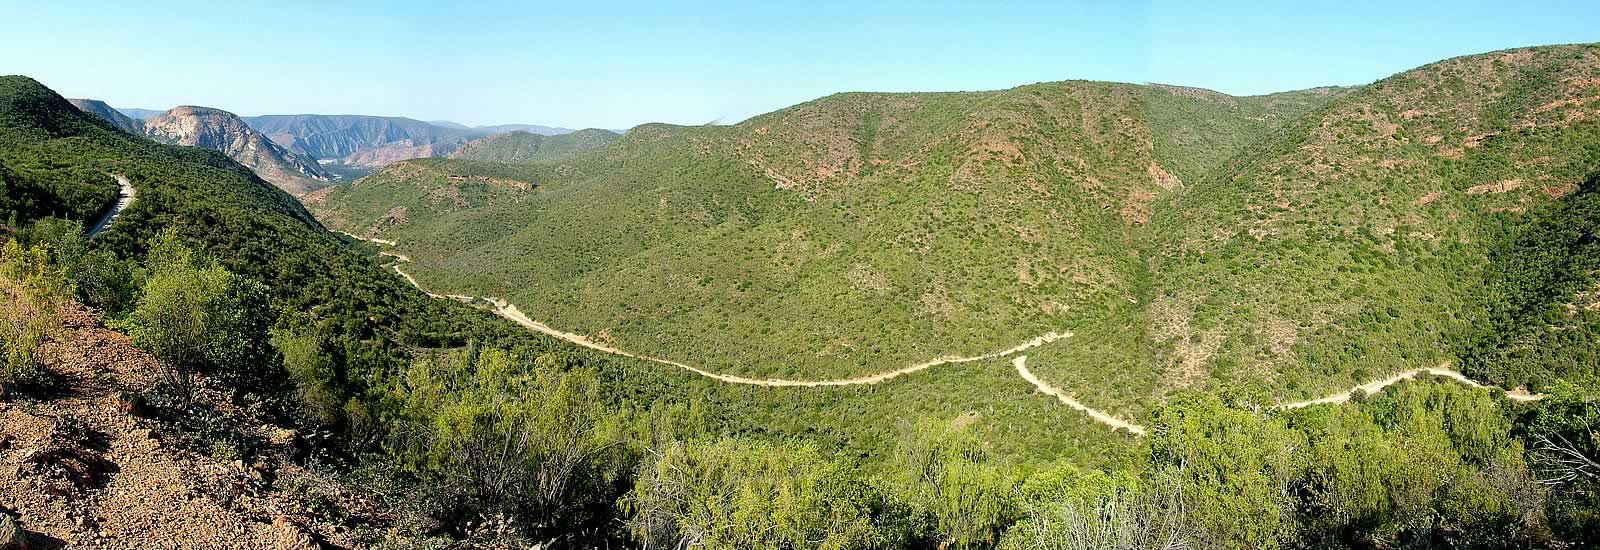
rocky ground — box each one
[0,306,395,549]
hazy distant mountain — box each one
[427,120,471,129]
[115,107,166,119]
[242,114,492,168]
[67,98,143,134]
[473,123,574,135]
[143,106,333,195]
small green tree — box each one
[0,239,70,388]
[271,312,344,425]
[21,217,133,314]
[125,230,273,403]
[394,346,632,539]
[892,420,1018,548]
[623,437,884,549]
[1002,464,1190,550]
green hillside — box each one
[312,81,1342,398]
[450,128,622,163]
[316,45,1600,418]
[1,74,1138,474]
[1147,44,1600,399]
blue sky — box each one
[1,1,1595,129]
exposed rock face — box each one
[142,106,332,195]
[67,98,143,134]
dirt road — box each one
[86,174,136,238]
[371,238,1548,434]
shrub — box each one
[0,238,69,388]
[124,230,274,403]
[623,437,885,549]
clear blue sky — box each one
[2,1,1595,129]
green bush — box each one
[624,437,893,549]
[0,238,69,387]
[124,229,273,402]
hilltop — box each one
[67,98,142,134]
[143,106,333,195]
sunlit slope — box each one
[1146,44,1600,399]
[314,81,1335,382]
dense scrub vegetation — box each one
[312,81,1339,400]
[1465,172,1600,388]
[317,46,1600,421]
[11,218,1600,547]
[1154,44,1600,400]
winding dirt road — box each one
[87,174,136,238]
[366,237,1548,434]
[1281,367,1544,408]
[1012,356,1146,435]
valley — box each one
[3,18,1600,546]
[315,45,1600,426]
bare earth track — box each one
[86,174,136,238]
[366,238,1546,435]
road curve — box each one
[87,174,136,238]
[379,259,1066,387]
[1281,366,1544,409]
[1012,356,1147,435]
[363,235,1550,432]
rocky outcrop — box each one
[67,99,143,134]
[142,107,333,195]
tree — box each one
[1522,380,1600,545]
[21,217,134,314]
[271,312,344,425]
[623,437,884,549]
[1145,393,1303,549]
[0,239,69,388]
[892,420,1018,548]
[1003,464,1190,550]
[124,230,273,403]
[394,347,631,541]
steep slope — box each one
[242,114,483,168]
[1146,44,1600,398]
[449,128,621,163]
[316,44,1600,414]
[67,98,143,134]
[141,106,332,195]
[313,80,1338,391]
[0,305,363,547]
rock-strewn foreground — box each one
[0,306,385,549]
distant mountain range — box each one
[73,103,617,186]
[71,100,333,195]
